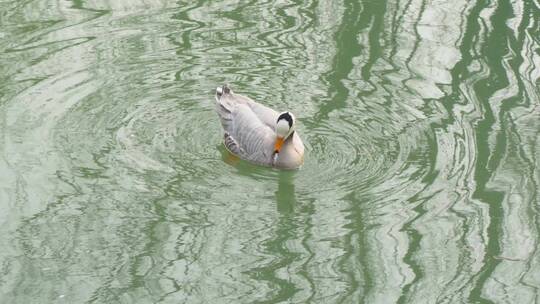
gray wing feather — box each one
[226,93,279,128]
[216,94,275,165]
[223,132,243,156]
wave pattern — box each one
[0,0,539,303]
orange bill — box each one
[274,137,284,153]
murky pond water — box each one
[1,0,539,303]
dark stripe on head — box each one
[277,112,293,127]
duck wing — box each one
[216,89,275,165]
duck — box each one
[214,84,304,169]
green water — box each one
[1,0,539,303]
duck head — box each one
[274,111,295,154]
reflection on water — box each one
[0,0,539,303]
[276,173,296,215]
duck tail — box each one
[215,84,232,99]
[215,84,234,118]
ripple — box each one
[1,0,539,303]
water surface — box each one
[1,0,539,303]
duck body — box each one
[215,85,304,169]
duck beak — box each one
[274,136,284,154]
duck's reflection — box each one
[220,144,298,213]
[275,171,296,215]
